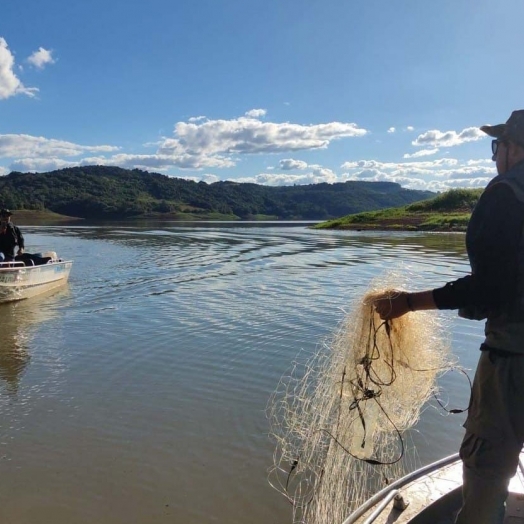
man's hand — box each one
[373,291,411,320]
[17,248,24,256]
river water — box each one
[0,223,483,524]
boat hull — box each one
[0,260,73,302]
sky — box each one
[1,0,524,192]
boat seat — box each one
[15,254,52,266]
[35,257,52,265]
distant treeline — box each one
[0,166,435,220]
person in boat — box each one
[0,209,24,262]
[374,109,524,524]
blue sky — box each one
[1,0,524,192]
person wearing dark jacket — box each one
[374,109,524,524]
[0,209,24,262]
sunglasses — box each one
[491,139,507,157]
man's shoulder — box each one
[6,223,22,235]
[473,176,524,221]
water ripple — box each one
[0,225,475,524]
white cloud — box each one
[406,126,414,132]
[77,157,106,166]
[403,148,439,159]
[425,178,492,192]
[341,169,427,188]
[446,166,495,180]
[387,127,396,133]
[27,47,55,69]
[157,114,368,169]
[80,153,177,170]
[412,126,485,148]
[236,170,337,186]
[310,166,337,182]
[245,108,266,118]
[188,116,206,123]
[467,159,492,166]
[0,134,119,158]
[340,156,496,191]
[0,166,7,176]
[279,158,308,170]
[10,157,76,172]
[175,175,204,183]
[1,114,368,174]
[341,158,458,171]
[0,37,38,99]
[202,173,220,184]
[347,168,383,179]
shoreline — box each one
[313,215,470,232]
[321,223,468,232]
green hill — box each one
[314,188,483,231]
[0,166,435,220]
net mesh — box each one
[267,286,453,524]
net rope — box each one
[267,285,455,524]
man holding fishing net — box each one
[375,109,524,524]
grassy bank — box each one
[9,209,83,225]
[9,209,277,223]
[314,188,483,231]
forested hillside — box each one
[0,166,434,220]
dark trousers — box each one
[455,349,524,523]
[455,431,521,523]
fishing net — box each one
[268,284,454,524]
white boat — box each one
[0,251,73,302]
[342,451,524,524]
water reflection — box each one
[0,287,69,395]
[23,223,468,259]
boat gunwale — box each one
[341,452,461,524]
[0,260,73,273]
